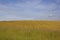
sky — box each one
[0,0,60,21]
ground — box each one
[0,20,60,40]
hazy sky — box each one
[0,0,60,21]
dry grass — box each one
[0,20,60,30]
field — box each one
[0,20,60,40]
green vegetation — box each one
[0,26,60,40]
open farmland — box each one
[0,20,60,40]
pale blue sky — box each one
[0,0,60,21]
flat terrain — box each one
[0,20,60,40]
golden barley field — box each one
[0,20,60,40]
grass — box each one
[0,20,60,40]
